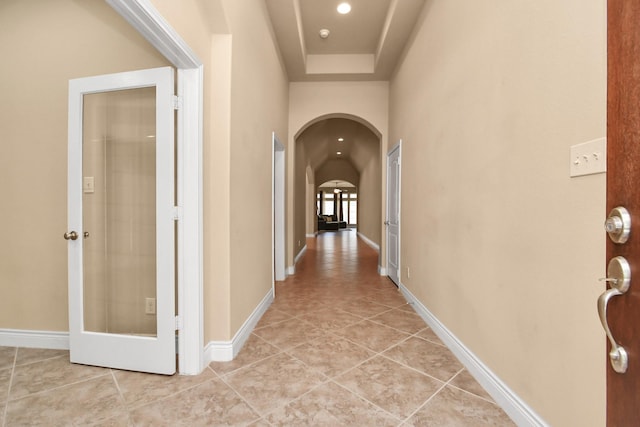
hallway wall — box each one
[389,1,606,425]
[0,0,170,332]
[153,0,290,340]
[288,82,389,268]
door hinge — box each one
[173,206,182,221]
[175,315,182,331]
[172,95,182,110]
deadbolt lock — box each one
[605,206,631,244]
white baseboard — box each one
[398,283,548,427]
[378,266,387,276]
[0,329,70,350]
[306,233,316,238]
[204,288,274,362]
[357,232,379,252]
[286,244,307,276]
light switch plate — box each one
[83,176,95,193]
[570,137,606,177]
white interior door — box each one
[386,142,401,285]
[273,133,286,284]
[67,67,176,374]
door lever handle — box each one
[597,256,630,374]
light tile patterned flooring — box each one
[0,230,515,426]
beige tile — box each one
[335,320,410,353]
[416,327,446,346]
[449,369,493,401]
[248,418,273,427]
[405,385,515,426]
[384,336,463,381]
[255,307,293,329]
[335,355,442,419]
[209,333,280,376]
[88,413,133,427]
[224,353,326,415]
[14,347,68,367]
[0,347,16,370]
[338,299,392,318]
[113,367,215,408]
[9,356,108,400]
[266,381,400,426]
[369,309,427,334]
[0,368,11,403]
[130,378,259,426]
[297,307,362,330]
[253,318,324,350]
[287,333,374,378]
[5,375,127,426]
[365,290,408,309]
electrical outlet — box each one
[407,267,411,279]
[145,297,156,314]
[298,240,301,247]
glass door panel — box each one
[82,88,157,337]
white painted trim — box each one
[106,0,204,375]
[357,232,380,251]
[204,289,274,362]
[0,329,70,350]
[378,266,387,276]
[398,283,549,427]
[386,140,402,285]
[272,133,286,283]
[295,244,307,264]
[287,243,308,276]
[306,233,316,238]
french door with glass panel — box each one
[66,67,176,374]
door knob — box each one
[605,206,631,244]
[597,256,630,374]
[63,231,78,241]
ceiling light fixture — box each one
[334,181,342,193]
[337,151,342,155]
[319,28,330,39]
[337,2,351,14]
[338,137,344,142]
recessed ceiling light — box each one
[338,137,344,142]
[337,2,351,14]
[337,151,342,155]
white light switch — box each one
[83,176,95,193]
[570,137,606,178]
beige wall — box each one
[389,1,606,425]
[288,82,389,267]
[355,144,382,246]
[223,0,290,336]
[152,0,289,341]
[0,0,169,331]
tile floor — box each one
[0,230,515,426]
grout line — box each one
[1,347,17,427]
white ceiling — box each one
[265,0,426,81]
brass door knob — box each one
[63,231,78,241]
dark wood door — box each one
[607,1,640,424]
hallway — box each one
[0,231,513,426]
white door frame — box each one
[386,140,402,285]
[273,132,286,285]
[107,0,204,375]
